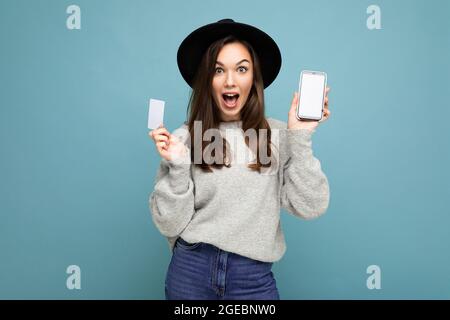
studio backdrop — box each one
[0,0,449,299]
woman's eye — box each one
[215,67,248,73]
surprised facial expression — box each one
[212,42,253,122]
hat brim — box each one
[177,20,282,89]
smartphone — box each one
[296,70,327,121]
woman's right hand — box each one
[149,124,189,162]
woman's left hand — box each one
[287,87,331,131]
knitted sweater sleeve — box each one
[270,118,330,219]
[149,125,195,237]
[281,129,330,219]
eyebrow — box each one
[215,59,250,66]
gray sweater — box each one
[149,117,330,262]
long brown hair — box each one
[184,35,274,173]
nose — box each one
[225,71,236,88]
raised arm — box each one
[280,128,330,219]
[149,125,195,237]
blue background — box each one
[1,0,449,299]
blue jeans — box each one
[165,237,280,300]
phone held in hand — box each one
[296,70,327,121]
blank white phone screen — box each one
[299,73,325,118]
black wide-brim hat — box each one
[177,19,282,89]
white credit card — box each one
[148,98,165,129]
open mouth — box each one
[222,94,240,108]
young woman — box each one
[149,19,331,300]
